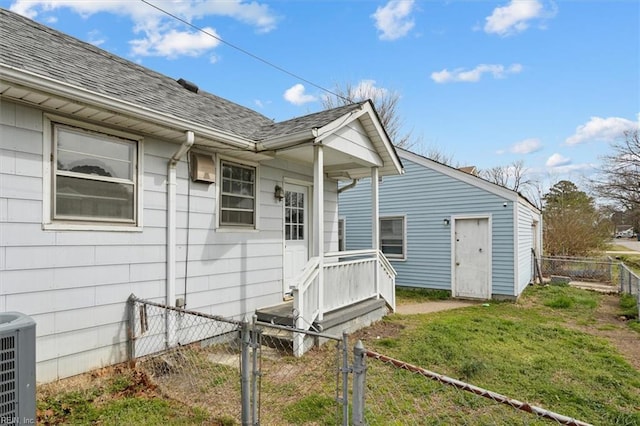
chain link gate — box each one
[127,295,351,425]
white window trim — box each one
[216,155,260,232]
[380,214,407,261]
[338,216,346,252]
[42,114,144,231]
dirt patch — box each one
[569,294,640,370]
[351,319,406,342]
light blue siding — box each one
[515,201,539,295]
[340,154,522,297]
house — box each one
[339,148,542,300]
[0,9,402,382]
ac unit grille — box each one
[0,335,16,417]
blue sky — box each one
[4,0,639,196]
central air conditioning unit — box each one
[0,312,36,425]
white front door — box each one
[284,184,309,294]
[454,217,490,299]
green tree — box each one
[542,180,610,256]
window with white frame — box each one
[220,160,256,226]
[52,123,138,224]
[380,216,405,259]
[338,218,346,251]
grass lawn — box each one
[358,285,640,425]
[38,285,640,425]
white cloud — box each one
[87,30,106,47]
[372,0,416,41]
[431,63,522,83]
[565,116,639,145]
[284,84,317,106]
[131,27,220,58]
[510,138,542,154]
[484,0,544,36]
[546,153,571,167]
[9,0,278,58]
[352,80,389,100]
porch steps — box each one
[255,298,388,354]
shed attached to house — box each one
[339,148,542,300]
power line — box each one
[139,0,352,104]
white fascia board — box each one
[398,148,518,201]
[0,65,255,150]
[518,196,542,216]
[357,102,403,175]
[256,129,315,151]
[316,103,402,176]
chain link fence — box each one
[619,262,640,318]
[540,256,616,283]
[127,295,245,424]
[127,294,597,425]
[127,295,348,425]
[356,348,592,426]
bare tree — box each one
[419,144,456,166]
[480,160,535,191]
[322,81,413,148]
[591,129,640,232]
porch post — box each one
[314,144,325,321]
[371,167,380,299]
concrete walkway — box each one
[395,300,479,315]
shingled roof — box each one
[0,8,366,143]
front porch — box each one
[255,297,387,334]
[256,249,396,355]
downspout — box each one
[166,130,194,347]
[338,179,358,194]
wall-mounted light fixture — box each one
[443,218,450,226]
[274,184,284,201]
[503,202,508,207]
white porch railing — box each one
[290,249,396,333]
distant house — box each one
[0,9,403,382]
[339,148,542,300]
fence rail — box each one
[127,294,593,425]
[358,348,592,426]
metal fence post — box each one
[341,332,349,426]
[352,340,366,425]
[251,315,260,425]
[241,318,251,426]
[126,294,137,365]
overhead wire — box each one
[139,0,353,104]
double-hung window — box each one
[380,216,406,259]
[52,123,138,225]
[220,160,256,227]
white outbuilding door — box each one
[453,217,491,299]
[283,183,309,295]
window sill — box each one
[216,227,260,233]
[43,223,143,232]
[386,257,407,262]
